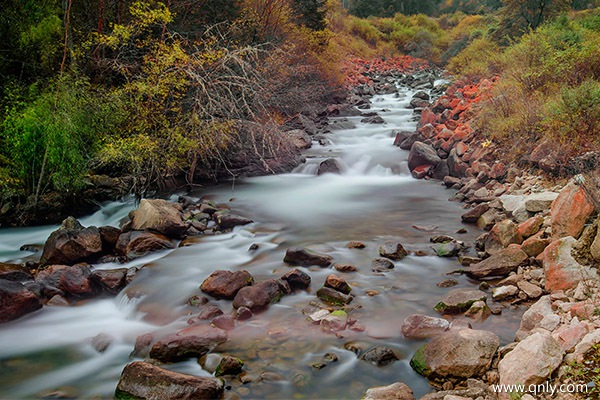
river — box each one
[0,82,524,399]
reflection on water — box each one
[0,87,526,399]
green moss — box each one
[409,345,431,377]
[114,389,141,400]
[330,310,348,317]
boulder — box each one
[149,325,228,362]
[541,236,598,292]
[287,129,312,150]
[408,142,441,172]
[321,310,348,332]
[517,280,543,299]
[484,220,522,255]
[466,246,528,279]
[283,247,333,267]
[317,158,342,175]
[525,192,558,213]
[115,361,224,400]
[36,264,98,299]
[91,269,128,295]
[492,285,518,301]
[0,263,33,282]
[0,279,42,323]
[498,333,564,399]
[372,258,395,272]
[130,199,187,238]
[515,296,560,341]
[432,241,461,257]
[232,279,283,311]
[116,231,174,260]
[393,131,416,147]
[447,149,469,178]
[280,268,311,290]
[410,329,499,380]
[461,203,490,224]
[40,217,103,265]
[434,289,487,314]
[363,382,415,400]
[401,314,450,339]
[591,218,600,261]
[521,233,550,257]
[360,346,399,366]
[324,274,351,294]
[215,356,244,377]
[517,216,544,239]
[214,212,253,230]
[550,181,595,239]
[551,320,591,353]
[361,115,385,124]
[99,226,121,253]
[316,286,353,305]
[200,270,254,300]
[379,241,408,260]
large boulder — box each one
[401,314,450,339]
[0,279,42,323]
[283,247,333,267]
[91,268,128,295]
[541,236,598,292]
[498,333,565,400]
[40,217,103,265]
[149,325,228,362]
[232,279,284,311]
[0,263,34,282]
[317,158,342,175]
[36,264,98,299]
[484,220,523,255]
[466,246,528,279]
[550,181,595,239]
[280,268,311,290]
[525,192,558,213]
[116,231,174,260]
[287,129,312,150]
[410,329,499,380]
[363,382,415,400]
[408,142,441,172]
[200,270,254,300]
[434,289,487,314]
[515,296,560,341]
[130,199,187,238]
[115,361,224,400]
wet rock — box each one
[211,315,235,331]
[36,264,98,299]
[379,241,408,260]
[550,181,595,239]
[325,274,352,294]
[0,263,33,282]
[131,333,154,358]
[401,314,450,339]
[149,325,228,362]
[200,270,254,300]
[432,241,461,257]
[214,212,253,230]
[283,247,333,268]
[46,294,69,306]
[321,310,348,332]
[363,382,415,400]
[408,142,441,171]
[99,226,121,253]
[466,246,528,279]
[498,333,564,398]
[281,268,311,290]
[232,279,283,311]
[40,217,103,266]
[434,289,487,314]
[91,268,127,295]
[361,115,385,124]
[91,333,114,353]
[116,231,174,260]
[371,258,395,272]
[464,300,491,322]
[484,220,523,255]
[215,356,244,377]
[360,346,399,366]
[410,329,499,380]
[235,306,252,321]
[430,235,454,243]
[317,158,342,175]
[115,361,224,400]
[393,131,415,147]
[541,236,597,292]
[0,279,42,323]
[334,263,357,273]
[492,285,518,301]
[347,241,366,249]
[437,279,459,288]
[461,203,489,223]
[316,286,353,305]
[287,129,312,150]
[130,199,187,238]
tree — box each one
[292,0,328,30]
[497,0,571,37]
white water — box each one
[0,85,524,399]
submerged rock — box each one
[232,279,284,311]
[401,314,450,340]
[149,325,228,363]
[200,270,254,300]
[379,241,408,260]
[360,346,399,366]
[434,289,487,314]
[283,247,333,268]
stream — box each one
[0,83,525,399]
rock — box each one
[461,203,489,223]
[214,212,253,230]
[115,361,224,400]
[400,133,422,151]
[378,241,408,260]
[372,258,395,272]
[466,246,528,279]
[432,241,461,257]
[413,91,430,100]
[517,216,544,239]
[287,129,312,150]
[541,237,598,292]
[215,356,244,377]
[232,279,283,311]
[498,333,564,398]
[363,382,415,400]
[0,263,33,282]
[325,274,351,294]
[116,231,174,260]
[36,264,98,299]
[361,115,385,124]
[200,270,254,300]
[552,321,591,353]
[285,114,318,135]
[465,300,491,321]
[211,315,235,331]
[517,281,543,299]
[316,286,353,305]
[334,263,357,273]
[410,329,499,380]
[317,158,342,175]
[430,235,455,243]
[515,296,559,341]
[149,325,228,362]
[591,219,600,261]
[550,181,595,239]
[130,199,187,238]
[347,241,366,249]
[91,268,128,295]
[484,220,522,255]
[280,268,311,290]
[525,192,558,212]
[393,131,416,147]
[91,333,114,353]
[99,226,121,253]
[437,278,459,288]
[569,329,600,363]
[0,279,42,323]
[401,314,450,339]
[521,233,550,257]
[329,118,357,130]
[360,346,399,366]
[408,142,441,172]
[492,285,519,301]
[40,217,103,265]
[434,289,487,314]
[283,247,333,267]
[321,310,348,332]
[447,149,469,178]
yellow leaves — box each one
[129,1,173,28]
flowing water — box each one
[0,84,526,399]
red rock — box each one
[521,233,551,257]
[518,216,544,238]
[411,164,432,179]
[550,181,595,239]
[541,237,597,292]
[485,220,523,255]
[569,302,596,320]
[0,279,42,323]
[455,142,469,157]
[419,108,437,128]
[552,321,591,352]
